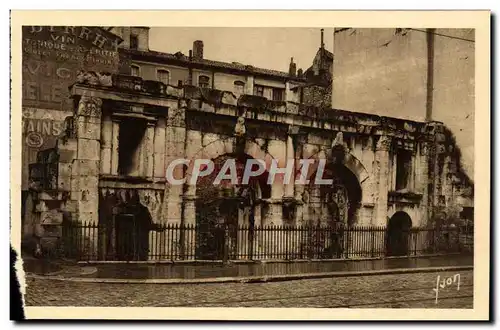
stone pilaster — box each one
[164,104,187,226]
[73,95,103,260]
[267,139,286,203]
[418,141,430,225]
[390,153,396,191]
[144,122,155,178]
[374,135,392,227]
[267,201,283,226]
[182,129,202,227]
[153,117,166,179]
[252,203,263,257]
[425,121,446,222]
[293,137,306,225]
[100,114,112,175]
[111,119,120,175]
[284,134,295,198]
[161,104,187,259]
[183,195,197,226]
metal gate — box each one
[114,213,150,261]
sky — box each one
[149,27,473,178]
[149,27,334,74]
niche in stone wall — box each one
[395,149,413,191]
[117,118,147,176]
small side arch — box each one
[386,211,413,256]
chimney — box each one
[297,68,303,78]
[289,57,297,77]
[193,40,204,60]
[320,29,325,73]
[188,50,193,85]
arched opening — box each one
[303,158,362,259]
[194,153,271,260]
[99,191,157,261]
[306,162,362,227]
[386,211,413,256]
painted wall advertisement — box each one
[21,26,123,190]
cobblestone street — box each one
[25,270,473,308]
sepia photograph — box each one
[10,10,490,321]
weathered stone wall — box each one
[331,28,474,179]
[302,84,332,108]
[111,27,149,51]
[332,28,428,121]
[23,72,472,259]
[432,29,475,177]
[21,26,122,195]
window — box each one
[130,65,140,77]
[234,81,245,96]
[395,149,412,191]
[118,118,147,176]
[254,85,264,97]
[178,80,183,87]
[130,34,138,50]
[156,69,170,85]
[272,88,284,101]
[198,75,210,88]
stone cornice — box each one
[388,191,424,204]
[71,76,439,142]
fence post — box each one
[446,227,450,252]
[181,223,185,260]
[344,226,349,259]
[371,228,375,258]
[432,227,436,254]
[223,223,229,264]
[414,229,417,256]
[249,224,254,260]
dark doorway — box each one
[386,211,412,256]
[115,214,137,260]
[113,205,153,261]
[195,200,228,261]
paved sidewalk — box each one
[25,270,474,308]
[23,254,473,281]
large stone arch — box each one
[188,139,275,260]
[299,146,366,226]
[185,137,276,183]
[302,147,369,184]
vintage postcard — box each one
[10,10,490,321]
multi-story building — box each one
[22,26,473,261]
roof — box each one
[303,47,334,79]
[123,48,305,82]
[321,48,334,60]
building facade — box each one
[21,27,473,260]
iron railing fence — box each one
[57,222,473,262]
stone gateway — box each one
[21,27,473,261]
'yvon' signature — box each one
[433,274,461,304]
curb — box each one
[76,253,469,266]
[26,265,473,285]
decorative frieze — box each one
[76,96,103,117]
[376,135,393,151]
